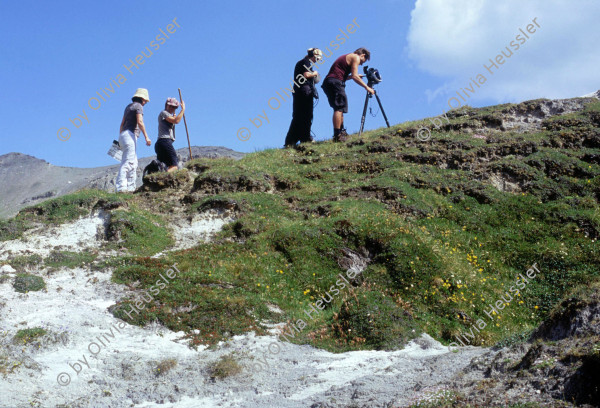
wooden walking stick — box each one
[178,88,193,161]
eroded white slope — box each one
[0,212,487,408]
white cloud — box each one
[407,0,600,107]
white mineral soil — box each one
[0,213,488,408]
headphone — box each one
[307,48,323,62]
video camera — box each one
[358,65,390,136]
[363,66,382,86]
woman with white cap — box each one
[155,97,186,172]
[117,88,151,192]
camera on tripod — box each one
[359,66,389,136]
[363,66,382,86]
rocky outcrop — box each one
[448,284,600,407]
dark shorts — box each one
[155,138,178,167]
[322,78,348,113]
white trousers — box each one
[116,130,138,192]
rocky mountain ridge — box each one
[0,146,245,219]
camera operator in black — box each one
[284,48,323,147]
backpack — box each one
[143,159,168,178]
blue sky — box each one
[1,0,598,168]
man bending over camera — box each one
[322,47,374,142]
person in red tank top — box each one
[322,48,374,142]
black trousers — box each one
[284,87,314,146]
[155,138,178,167]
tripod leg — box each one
[374,93,390,128]
[359,92,370,137]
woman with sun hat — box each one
[155,96,185,172]
[116,88,151,192]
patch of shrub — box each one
[332,291,417,350]
[13,327,47,344]
[18,190,112,224]
[6,254,43,270]
[44,251,97,270]
[153,358,177,377]
[106,209,173,256]
[13,273,45,293]
[209,353,242,379]
[0,218,32,242]
[378,237,444,292]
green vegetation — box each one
[403,383,571,407]
[13,327,47,344]
[333,290,418,349]
[0,189,127,242]
[0,354,22,377]
[152,358,178,377]
[0,218,32,242]
[18,190,126,225]
[105,207,174,257]
[4,254,42,270]
[8,100,600,355]
[209,353,242,379]
[13,273,45,293]
[493,328,536,349]
[406,390,460,408]
[407,397,557,408]
[44,250,98,270]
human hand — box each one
[145,138,152,146]
[367,87,375,95]
[180,101,185,111]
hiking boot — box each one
[337,129,348,142]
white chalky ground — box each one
[0,213,488,408]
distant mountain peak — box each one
[0,146,245,219]
[0,152,49,165]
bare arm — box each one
[137,113,151,145]
[348,54,374,94]
[164,113,183,124]
[303,70,319,79]
[119,116,125,133]
[164,101,186,124]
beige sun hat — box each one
[132,88,150,102]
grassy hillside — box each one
[4,99,600,354]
